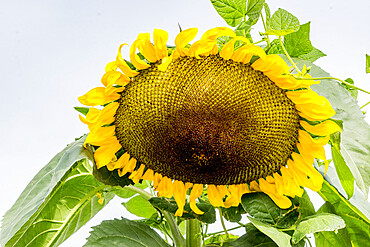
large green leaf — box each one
[241,192,299,228]
[291,213,345,244]
[265,8,299,36]
[314,202,352,247]
[84,217,170,247]
[331,133,355,199]
[248,217,292,247]
[0,137,111,246]
[292,58,370,197]
[223,223,277,247]
[318,180,370,247]
[284,22,313,57]
[298,47,326,62]
[246,0,265,21]
[210,0,247,27]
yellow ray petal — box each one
[252,54,289,75]
[189,184,204,214]
[258,178,292,208]
[130,39,151,70]
[137,33,158,63]
[201,27,235,40]
[115,152,130,169]
[300,120,341,136]
[94,138,121,169]
[220,36,251,60]
[158,53,173,71]
[173,180,186,216]
[153,29,169,59]
[207,185,225,207]
[78,87,106,106]
[129,164,146,184]
[231,45,266,63]
[296,102,336,121]
[118,157,137,177]
[175,27,198,56]
[116,44,139,77]
[105,61,118,72]
[141,168,154,181]
[85,126,116,146]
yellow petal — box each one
[173,180,186,216]
[188,39,217,58]
[137,33,158,63]
[78,87,106,106]
[249,180,261,192]
[116,44,139,77]
[220,36,251,60]
[141,168,154,181]
[118,157,137,177]
[101,71,122,87]
[207,185,225,207]
[116,153,131,169]
[175,27,198,56]
[201,27,235,40]
[130,38,151,70]
[153,29,169,59]
[85,126,116,146]
[300,120,341,136]
[189,184,204,214]
[94,138,121,169]
[105,61,118,72]
[280,167,304,197]
[158,53,173,71]
[129,164,146,184]
[252,54,289,75]
[231,45,266,63]
[258,178,292,208]
[296,102,336,121]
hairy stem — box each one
[186,219,202,247]
[279,36,301,74]
[218,208,230,240]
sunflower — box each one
[78,27,341,216]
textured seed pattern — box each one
[115,55,300,185]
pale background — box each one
[1,0,369,246]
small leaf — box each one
[331,133,355,199]
[263,3,271,29]
[266,8,299,36]
[223,223,277,246]
[292,213,345,244]
[122,195,157,218]
[340,78,358,100]
[210,0,247,27]
[74,106,90,116]
[246,0,265,21]
[221,204,246,222]
[298,47,326,62]
[366,54,370,73]
[249,217,292,247]
[284,22,313,57]
[84,217,170,247]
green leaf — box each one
[266,8,299,36]
[314,202,352,247]
[84,217,170,247]
[223,223,277,247]
[284,22,313,57]
[292,58,370,197]
[74,106,89,116]
[149,197,216,224]
[210,0,247,27]
[318,180,370,247]
[366,54,370,73]
[248,217,292,247]
[241,192,298,228]
[122,195,157,218]
[0,137,115,247]
[263,3,271,30]
[234,19,255,39]
[246,0,265,21]
[294,190,315,221]
[292,213,345,244]
[204,233,239,246]
[331,133,355,199]
[298,47,326,62]
[341,78,358,100]
[221,204,246,222]
[0,137,109,246]
[267,39,284,54]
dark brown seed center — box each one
[114,55,300,185]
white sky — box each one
[1,0,369,246]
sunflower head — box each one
[78,27,341,216]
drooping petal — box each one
[94,138,121,169]
[220,36,251,60]
[175,27,198,56]
[207,185,225,207]
[300,120,341,136]
[258,177,292,208]
[173,180,186,216]
[231,45,266,63]
[153,29,169,59]
[130,38,151,70]
[189,184,204,215]
[116,44,139,77]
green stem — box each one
[279,36,301,74]
[260,13,270,46]
[186,219,202,247]
[252,39,266,45]
[218,208,230,240]
[205,225,245,237]
[125,185,185,247]
[305,236,313,247]
[361,100,370,109]
[294,76,370,95]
